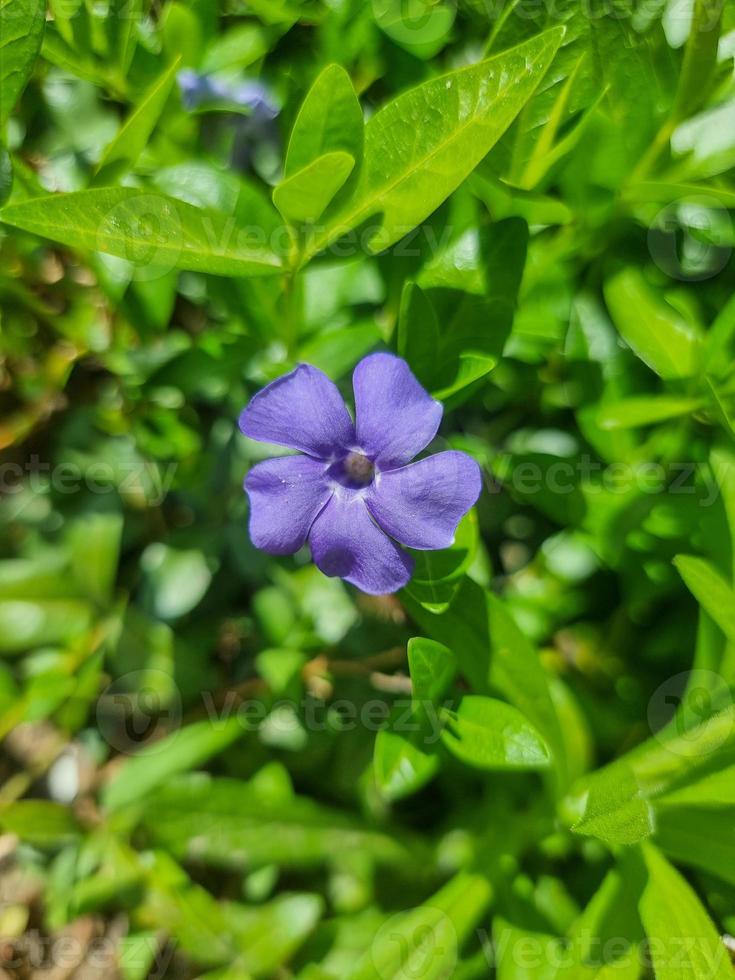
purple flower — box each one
[177,70,278,118]
[239,353,482,595]
[177,71,280,173]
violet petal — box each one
[245,455,333,555]
[352,353,443,467]
[366,450,482,550]
[308,493,414,594]
[240,363,355,459]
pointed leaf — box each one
[441,695,551,771]
[0,0,45,127]
[273,151,355,224]
[639,845,733,980]
[0,188,283,276]
[674,554,735,643]
[94,57,181,183]
[285,63,363,176]
[302,28,565,261]
[604,268,701,379]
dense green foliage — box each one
[1,0,735,976]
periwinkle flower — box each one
[177,70,278,119]
[239,353,482,595]
[177,70,279,173]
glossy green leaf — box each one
[285,63,363,177]
[405,512,479,611]
[0,0,45,127]
[94,58,181,183]
[597,395,704,430]
[298,320,381,378]
[674,554,735,642]
[301,28,564,261]
[397,281,440,389]
[407,637,455,705]
[273,151,355,224]
[604,269,701,379]
[639,844,733,980]
[658,763,735,808]
[441,695,551,771]
[655,807,735,886]
[403,579,564,782]
[573,762,655,846]
[0,188,283,276]
[373,713,440,802]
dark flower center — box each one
[343,451,375,485]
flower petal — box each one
[353,353,443,467]
[240,363,355,459]
[308,493,414,594]
[366,451,482,550]
[245,455,333,555]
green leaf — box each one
[485,592,565,779]
[397,281,440,389]
[597,395,704,430]
[674,0,724,121]
[298,320,381,378]
[373,713,440,802]
[301,28,564,261]
[372,0,455,59]
[140,544,212,620]
[0,599,93,653]
[573,762,655,846]
[403,580,564,782]
[0,188,283,276]
[101,716,246,812]
[658,764,735,808]
[94,58,182,184]
[639,844,733,980]
[674,554,735,643]
[550,863,645,979]
[430,216,528,399]
[441,695,551,771]
[273,151,355,224]
[407,637,456,705]
[0,801,80,845]
[107,0,141,76]
[604,269,701,379]
[704,293,735,372]
[0,554,75,600]
[411,218,528,399]
[140,774,416,869]
[405,512,479,611]
[285,64,363,177]
[67,513,123,605]
[493,918,561,980]
[373,638,455,801]
[0,0,45,128]
[137,851,321,972]
[655,807,735,886]
[221,893,323,976]
[570,705,735,846]
[349,873,492,980]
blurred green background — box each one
[1,0,735,977]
